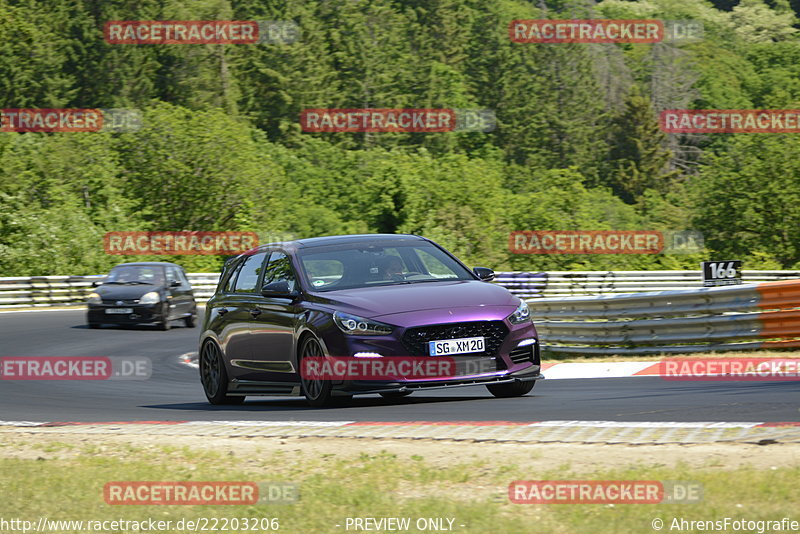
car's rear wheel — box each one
[299,336,334,407]
[379,391,412,399]
[200,340,245,405]
[486,380,535,398]
[184,311,196,328]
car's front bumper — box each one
[87,303,165,324]
[333,363,544,395]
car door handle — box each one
[249,308,262,317]
[217,307,228,315]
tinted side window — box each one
[233,252,268,293]
[263,252,296,292]
[166,266,180,285]
[222,260,243,293]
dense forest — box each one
[1,0,800,276]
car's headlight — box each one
[139,291,161,305]
[87,292,102,305]
[508,300,532,324]
[333,311,393,335]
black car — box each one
[87,262,197,330]
[199,234,542,407]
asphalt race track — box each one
[0,309,797,423]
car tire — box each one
[200,340,245,405]
[158,304,170,331]
[184,312,196,328]
[88,322,100,329]
[486,380,535,398]
[298,336,334,407]
[379,391,412,399]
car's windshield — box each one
[106,265,165,285]
[297,241,473,291]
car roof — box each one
[252,233,427,252]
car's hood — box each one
[95,283,162,300]
[310,280,518,318]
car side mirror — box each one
[170,280,181,287]
[261,280,299,299]
[473,267,495,282]
[91,280,102,287]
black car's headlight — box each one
[87,292,102,305]
[508,300,532,324]
[333,311,393,335]
[139,291,161,305]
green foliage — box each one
[692,134,800,268]
[605,86,680,203]
[0,0,798,275]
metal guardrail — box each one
[0,274,220,308]
[496,270,800,297]
[1,270,799,308]
[531,280,800,354]
[2,270,799,355]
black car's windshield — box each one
[297,241,473,291]
[105,265,165,285]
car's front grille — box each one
[101,298,140,305]
[509,345,533,364]
[402,321,509,357]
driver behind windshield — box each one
[379,256,404,281]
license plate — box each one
[428,336,485,356]
[106,308,133,314]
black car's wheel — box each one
[184,311,196,328]
[299,336,334,407]
[379,391,412,399]
[486,380,535,398]
[158,303,170,331]
[200,340,244,405]
[88,322,100,329]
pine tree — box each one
[605,85,680,204]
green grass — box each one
[0,440,797,533]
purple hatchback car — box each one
[199,234,543,406]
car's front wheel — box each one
[158,303,171,331]
[200,340,244,405]
[486,380,535,398]
[299,336,334,407]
